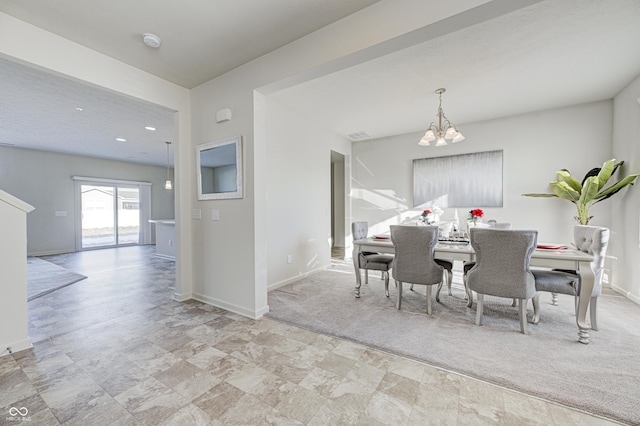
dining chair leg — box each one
[519,298,528,334]
[531,292,541,324]
[410,284,414,291]
[590,296,598,331]
[396,281,403,310]
[436,281,443,303]
[475,293,484,325]
[465,277,473,308]
[384,272,390,298]
[447,270,453,296]
[365,269,369,284]
[511,298,517,307]
[426,285,433,315]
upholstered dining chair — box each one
[531,225,609,330]
[390,225,444,314]
[466,228,538,334]
[352,221,394,297]
[463,223,512,306]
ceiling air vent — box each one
[347,131,372,141]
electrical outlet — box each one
[168,239,173,247]
[287,254,292,264]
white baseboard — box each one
[173,291,192,302]
[192,292,269,320]
[155,254,176,261]
[0,337,32,358]
[610,282,640,305]
[27,249,76,257]
[267,264,329,292]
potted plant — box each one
[523,159,638,225]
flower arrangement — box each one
[420,206,443,225]
[421,209,432,224]
[468,208,484,223]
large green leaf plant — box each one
[523,159,638,225]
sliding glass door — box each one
[80,184,140,249]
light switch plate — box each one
[192,209,202,220]
[211,209,220,221]
[55,211,67,217]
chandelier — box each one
[418,88,465,147]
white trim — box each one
[195,136,243,200]
[27,248,76,257]
[173,291,192,302]
[72,176,152,186]
[156,253,176,261]
[267,264,329,291]
[0,337,32,358]
[192,292,269,319]
[610,283,640,306]
[0,189,35,213]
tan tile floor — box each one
[1,246,621,425]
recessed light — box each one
[116,138,127,142]
[75,107,83,112]
[145,126,156,131]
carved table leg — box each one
[576,261,594,344]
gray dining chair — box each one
[466,228,538,334]
[390,225,444,314]
[352,221,394,297]
[531,225,609,330]
[463,223,512,306]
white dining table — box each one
[352,237,596,344]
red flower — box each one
[469,209,484,218]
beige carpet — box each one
[267,260,640,425]
[27,257,87,301]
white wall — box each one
[265,98,351,289]
[352,101,613,244]
[611,74,640,302]
[0,146,174,255]
[188,0,500,317]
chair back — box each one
[390,225,443,285]
[352,221,368,241]
[574,225,609,297]
[467,228,537,299]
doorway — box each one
[80,184,140,249]
[331,151,346,259]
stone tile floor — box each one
[0,246,620,425]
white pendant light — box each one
[164,141,172,190]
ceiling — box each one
[270,0,640,141]
[1,0,639,166]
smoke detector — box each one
[142,33,161,48]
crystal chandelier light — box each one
[418,88,465,147]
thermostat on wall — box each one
[216,108,232,123]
